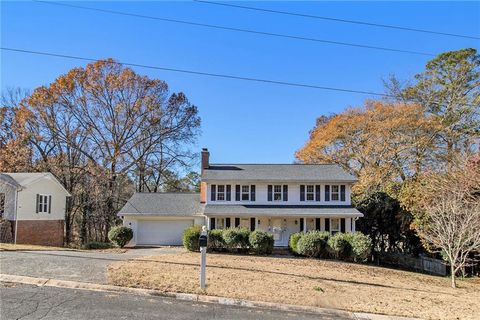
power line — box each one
[194,0,480,40]
[33,0,434,57]
[1,47,392,97]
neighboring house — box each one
[0,172,70,246]
[119,148,363,247]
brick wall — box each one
[14,220,64,247]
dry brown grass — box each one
[108,250,479,320]
[0,243,72,251]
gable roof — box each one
[118,193,203,216]
[0,172,71,196]
[202,164,357,182]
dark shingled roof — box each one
[118,193,203,216]
[204,204,363,217]
[202,164,357,182]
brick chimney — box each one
[200,148,209,204]
[201,148,210,173]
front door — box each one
[271,218,285,246]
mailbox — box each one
[199,234,208,248]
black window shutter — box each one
[250,185,256,201]
[226,218,231,228]
[341,218,346,232]
[235,185,241,201]
[48,195,52,213]
[300,185,305,201]
[250,218,256,231]
[235,218,240,227]
[340,185,346,201]
[267,185,273,201]
[226,185,231,201]
[36,194,39,213]
[315,185,320,201]
[325,218,330,232]
[315,218,320,230]
[325,185,330,202]
[299,218,304,232]
[283,185,288,201]
[211,185,216,201]
[210,217,216,229]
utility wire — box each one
[33,0,434,57]
[194,0,480,40]
[3,47,476,108]
[1,47,392,97]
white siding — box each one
[15,177,68,221]
[206,182,352,206]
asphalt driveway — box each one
[0,247,182,284]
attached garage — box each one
[136,219,194,246]
[117,193,204,247]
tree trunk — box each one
[450,263,456,289]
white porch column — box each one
[352,218,356,232]
[303,217,308,232]
[256,217,259,231]
[206,216,211,230]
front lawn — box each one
[107,250,479,320]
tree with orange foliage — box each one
[296,101,440,197]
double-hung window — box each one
[217,185,225,201]
[331,185,340,201]
[241,185,250,201]
[37,194,51,213]
[331,218,340,234]
[306,185,314,201]
[273,185,282,201]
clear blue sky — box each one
[2,1,479,165]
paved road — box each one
[0,248,179,284]
[0,283,348,320]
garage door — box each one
[137,220,193,245]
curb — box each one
[0,274,417,320]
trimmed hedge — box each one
[288,232,303,255]
[349,232,372,262]
[296,231,330,258]
[208,229,225,252]
[223,227,250,252]
[249,230,274,255]
[182,225,202,252]
[81,241,114,250]
[108,226,133,248]
[327,232,353,260]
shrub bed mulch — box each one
[107,250,479,320]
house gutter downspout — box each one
[14,187,21,245]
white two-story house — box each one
[119,148,363,247]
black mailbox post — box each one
[199,234,208,248]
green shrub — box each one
[347,232,372,262]
[81,241,114,250]
[288,232,303,255]
[208,229,225,251]
[182,225,202,251]
[327,232,353,260]
[222,227,250,252]
[296,231,330,258]
[108,226,133,248]
[249,230,274,255]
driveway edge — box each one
[1,273,417,320]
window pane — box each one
[332,185,339,193]
[242,186,249,193]
[274,185,282,192]
[306,185,314,192]
[218,185,225,192]
[242,193,249,200]
[332,193,339,201]
[306,194,314,201]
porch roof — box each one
[204,205,363,217]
